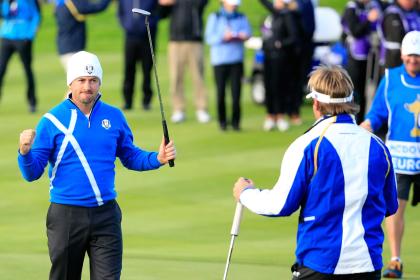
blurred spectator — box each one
[0,0,41,113]
[342,0,381,123]
[54,0,111,69]
[380,0,420,69]
[260,0,304,131]
[118,0,160,111]
[205,0,251,131]
[361,31,420,279]
[159,0,210,124]
[377,0,393,10]
[296,0,315,118]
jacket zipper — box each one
[68,93,101,128]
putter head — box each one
[132,8,151,16]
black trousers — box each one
[296,40,315,112]
[0,38,36,107]
[213,62,243,129]
[345,56,367,124]
[291,264,381,280]
[123,35,155,109]
[46,200,123,280]
[264,51,299,116]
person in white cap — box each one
[233,65,398,280]
[17,51,176,280]
[361,30,420,279]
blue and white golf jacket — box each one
[240,114,398,274]
[18,95,162,207]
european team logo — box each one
[85,65,94,74]
[102,119,111,129]
[405,95,420,137]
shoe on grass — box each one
[276,118,289,132]
[196,110,211,123]
[263,118,275,131]
[383,260,403,278]
[171,111,185,123]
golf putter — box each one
[132,8,175,167]
[223,202,244,280]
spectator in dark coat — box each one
[295,0,315,123]
[342,0,381,123]
[260,0,304,131]
[118,0,160,111]
[54,0,111,69]
[380,0,419,69]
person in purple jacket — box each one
[342,0,381,123]
[17,51,176,280]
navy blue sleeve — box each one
[72,0,111,14]
[383,147,398,217]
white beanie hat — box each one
[401,31,420,56]
[224,0,241,5]
[67,51,103,86]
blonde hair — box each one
[308,65,359,115]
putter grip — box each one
[162,120,175,167]
[230,202,244,236]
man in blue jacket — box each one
[18,51,176,280]
[234,65,398,279]
[361,30,420,279]
[0,0,41,112]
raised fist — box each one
[19,129,36,155]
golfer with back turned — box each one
[17,51,176,280]
[233,65,398,280]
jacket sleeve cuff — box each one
[150,152,163,169]
[17,149,34,166]
[239,186,258,204]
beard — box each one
[78,91,98,105]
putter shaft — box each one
[145,17,166,123]
[222,203,244,280]
[223,235,237,280]
[143,15,175,167]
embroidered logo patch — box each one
[85,65,94,74]
[102,119,111,129]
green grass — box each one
[0,1,419,279]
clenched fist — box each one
[19,129,36,155]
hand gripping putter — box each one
[223,202,244,280]
[132,8,174,167]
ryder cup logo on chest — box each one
[102,119,111,130]
[85,65,94,75]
